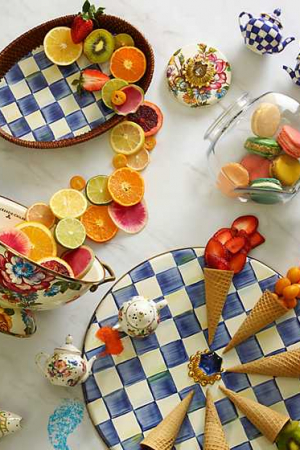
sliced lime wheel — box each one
[86,175,113,205]
[102,78,128,109]
[55,218,86,249]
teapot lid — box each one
[261,8,283,29]
[124,297,155,330]
[55,335,81,355]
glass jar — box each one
[205,92,300,204]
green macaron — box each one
[250,178,283,204]
[244,137,282,159]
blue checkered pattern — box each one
[0,46,114,142]
[83,247,300,449]
[240,15,285,55]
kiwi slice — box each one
[84,29,115,64]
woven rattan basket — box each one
[0,14,154,149]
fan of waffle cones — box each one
[139,386,298,449]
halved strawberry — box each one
[237,230,251,253]
[206,254,230,270]
[204,238,227,264]
[72,69,110,94]
[249,231,265,249]
[229,252,247,274]
[225,236,246,254]
[231,215,258,236]
[213,228,233,245]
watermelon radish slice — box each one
[108,200,148,234]
[38,257,74,278]
[62,245,95,279]
[0,227,31,256]
[113,85,144,116]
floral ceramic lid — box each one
[166,43,232,107]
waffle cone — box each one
[223,290,288,353]
[220,386,289,442]
[204,389,230,450]
[204,268,234,344]
[227,349,300,377]
[140,390,194,450]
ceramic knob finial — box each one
[66,335,73,345]
[273,8,281,17]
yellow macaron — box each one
[271,154,300,186]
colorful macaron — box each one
[240,154,272,181]
[250,178,283,204]
[277,125,300,158]
[244,137,282,159]
[217,163,249,197]
[251,102,281,138]
[271,154,300,186]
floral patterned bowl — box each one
[0,195,115,338]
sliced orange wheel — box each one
[81,205,118,243]
[144,136,156,151]
[26,203,56,229]
[112,154,128,169]
[110,46,147,83]
[108,167,145,206]
[70,175,86,191]
[16,222,57,262]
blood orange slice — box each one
[110,46,147,83]
[38,257,74,278]
[127,101,163,136]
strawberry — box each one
[225,236,246,254]
[237,230,251,253]
[206,254,230,271]
[72,69,110,93]
[204,238,228,265]
[71,0,105,44]
[229,252,247,274]
[249,231,265,249]
[213,228,233,245]
[231,215,258,236]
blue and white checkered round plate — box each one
[0,46,115,144]
[83,247,300,450]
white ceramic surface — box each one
[1,0,300,449]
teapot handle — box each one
[89,262,115,292]
[35,352,50,374]
[239,12,253,32]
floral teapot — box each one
[283,53,300,86]
[0,410,22,439]
[239,8,295,55]
[35,335,96,387]
[113,296,168,338]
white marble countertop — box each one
[1,0,300,448]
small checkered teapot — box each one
[113,296,168,338]
[239,8,295,55]
[283,53,300,86]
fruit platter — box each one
[0,2,154,148]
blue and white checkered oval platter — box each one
[0,46,114,143]
[83,247,300,450]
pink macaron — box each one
[277,125,300,158]
[240,154,272,181]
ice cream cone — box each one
[204,268,234,344]
[140,390,194,450]
[204,389,229,450]
[223,290,288,353]
[227,349,300,377]
[220,386,289,442]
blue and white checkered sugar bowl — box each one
[239,8,295,55]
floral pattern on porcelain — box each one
[167,43,231,107]
[47,354,85,387]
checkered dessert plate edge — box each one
[0,15,154,149]
[82,247,300,450]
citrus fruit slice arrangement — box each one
[50,189,88,219]
[86,175,112,205]
[55,218,87,249]
[108,168,145,206]
[81,205,118,243]
[16,222,57,262]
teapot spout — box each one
[275,36,295,53]
[156,299,168,311]
[81,355,97,383]
[283,65,295,77]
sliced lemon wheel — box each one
[110,121,145,155]
[16,221,57,262]
[102,78,128,109]
[44,27,83,66]
[86,175,112,205]
[55,218,86,249]
[50,189,87,220]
